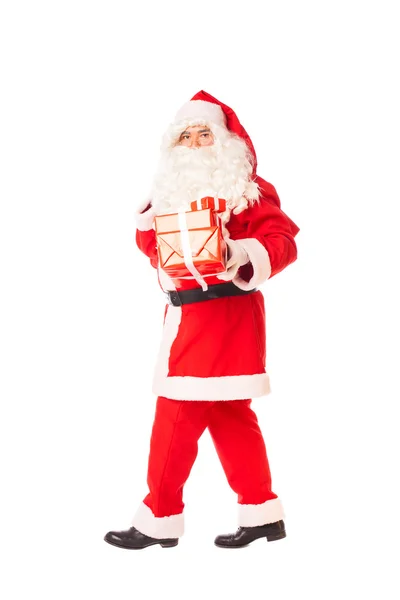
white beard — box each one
[149,128,260,222]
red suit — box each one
[131,91,299,539]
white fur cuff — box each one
[238,498,285,527]
[131,502,184,539]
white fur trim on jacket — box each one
[131,502,184,539]
[135,199,156,231]
[174,100,226,128]
[153,370,271,401]
[232,238,272,291]
[238,498,285,527]
[151,303,271,401]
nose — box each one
[189,138,200,148]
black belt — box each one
[164,281,257,306]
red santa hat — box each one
[173,90,299,236]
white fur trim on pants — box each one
[151,304,271,400]
[131,502,184,539]
[238,498,285,527]
[232,238,271,291]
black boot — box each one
[104,526,179,550]
[214,520,286,548]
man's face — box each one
[176,125,214,148]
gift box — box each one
[155,200,227,280]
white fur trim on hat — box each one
[174,100,226,128]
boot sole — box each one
[214,531,286,548]
[104,536,179,550]
[266,531,286,542]
[160,540,179,548]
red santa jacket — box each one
[134,184,298,401]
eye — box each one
[201,133,210,137]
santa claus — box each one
[104,90,299,550]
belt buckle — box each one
[165,290,182,306]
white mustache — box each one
[169,144,216,163]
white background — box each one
[1,1,399,598]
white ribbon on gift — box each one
[177,208,208,291]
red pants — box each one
[131,397,284,539]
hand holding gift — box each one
[135,200,157,231]
[216,237,249,282]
